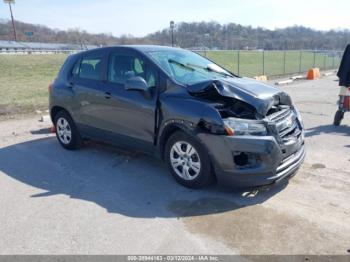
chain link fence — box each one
[194,50,343,78]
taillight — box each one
[344,96,350,110]
[48,83,53,93]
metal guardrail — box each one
[192,49,343,78]
[0,49,79,55]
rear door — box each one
[71,51,109,132]
[100,49,159,149]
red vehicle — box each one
[334,87,350,126]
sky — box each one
[0,0,349,37]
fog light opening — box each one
[233,152,260,169]
[234,152,249,167]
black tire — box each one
[333,110,344,126]
[54,110,83,150]
[165,131,214,189]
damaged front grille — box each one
[267,107,301,141]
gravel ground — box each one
[0,75,349,255]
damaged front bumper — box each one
[197,131,305,188]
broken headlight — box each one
[223,119,267,136]
[293,107,304,129]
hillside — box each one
[1,20,349,50]
[150,22,350,50]
[0,20,120,46]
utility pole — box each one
[4,0,17,41]
[170,21,174,47]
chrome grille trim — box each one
[268,107,300,140]
[267,107,291,122]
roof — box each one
[122,45,182,52]
[72,45,185,57]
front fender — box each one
[159,96,224,134]
[156,96,225,158]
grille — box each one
[268,107,301,140]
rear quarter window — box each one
[71,58,81,77]
[57,55,77,79]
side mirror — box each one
[125,76,149,92]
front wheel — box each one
[165,131,214,189]
[333,110,344,126]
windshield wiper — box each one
[169,59,234,78]
[187,63,234,78]
[168,59,195,72]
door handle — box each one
[104,92,112,99]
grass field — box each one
[0,50,342,116]
[0,54,67,115]
[198,50,343,77]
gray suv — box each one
[49,45,305,189]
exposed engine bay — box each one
[187,79,293,120]
[208,100,257,120]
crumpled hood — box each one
[187,77,292,116]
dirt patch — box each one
[311,163,326,169]
[0,104,48,121]
[0,104,21,116]
[169,198,348,255]
[168,198,242,217]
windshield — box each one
[147,49,234,85]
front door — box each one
[100,50,159,149]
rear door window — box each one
[79,57,102,80]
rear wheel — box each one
[54,110,83,150]
[333,110,344,126]
[165,131,214,189]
